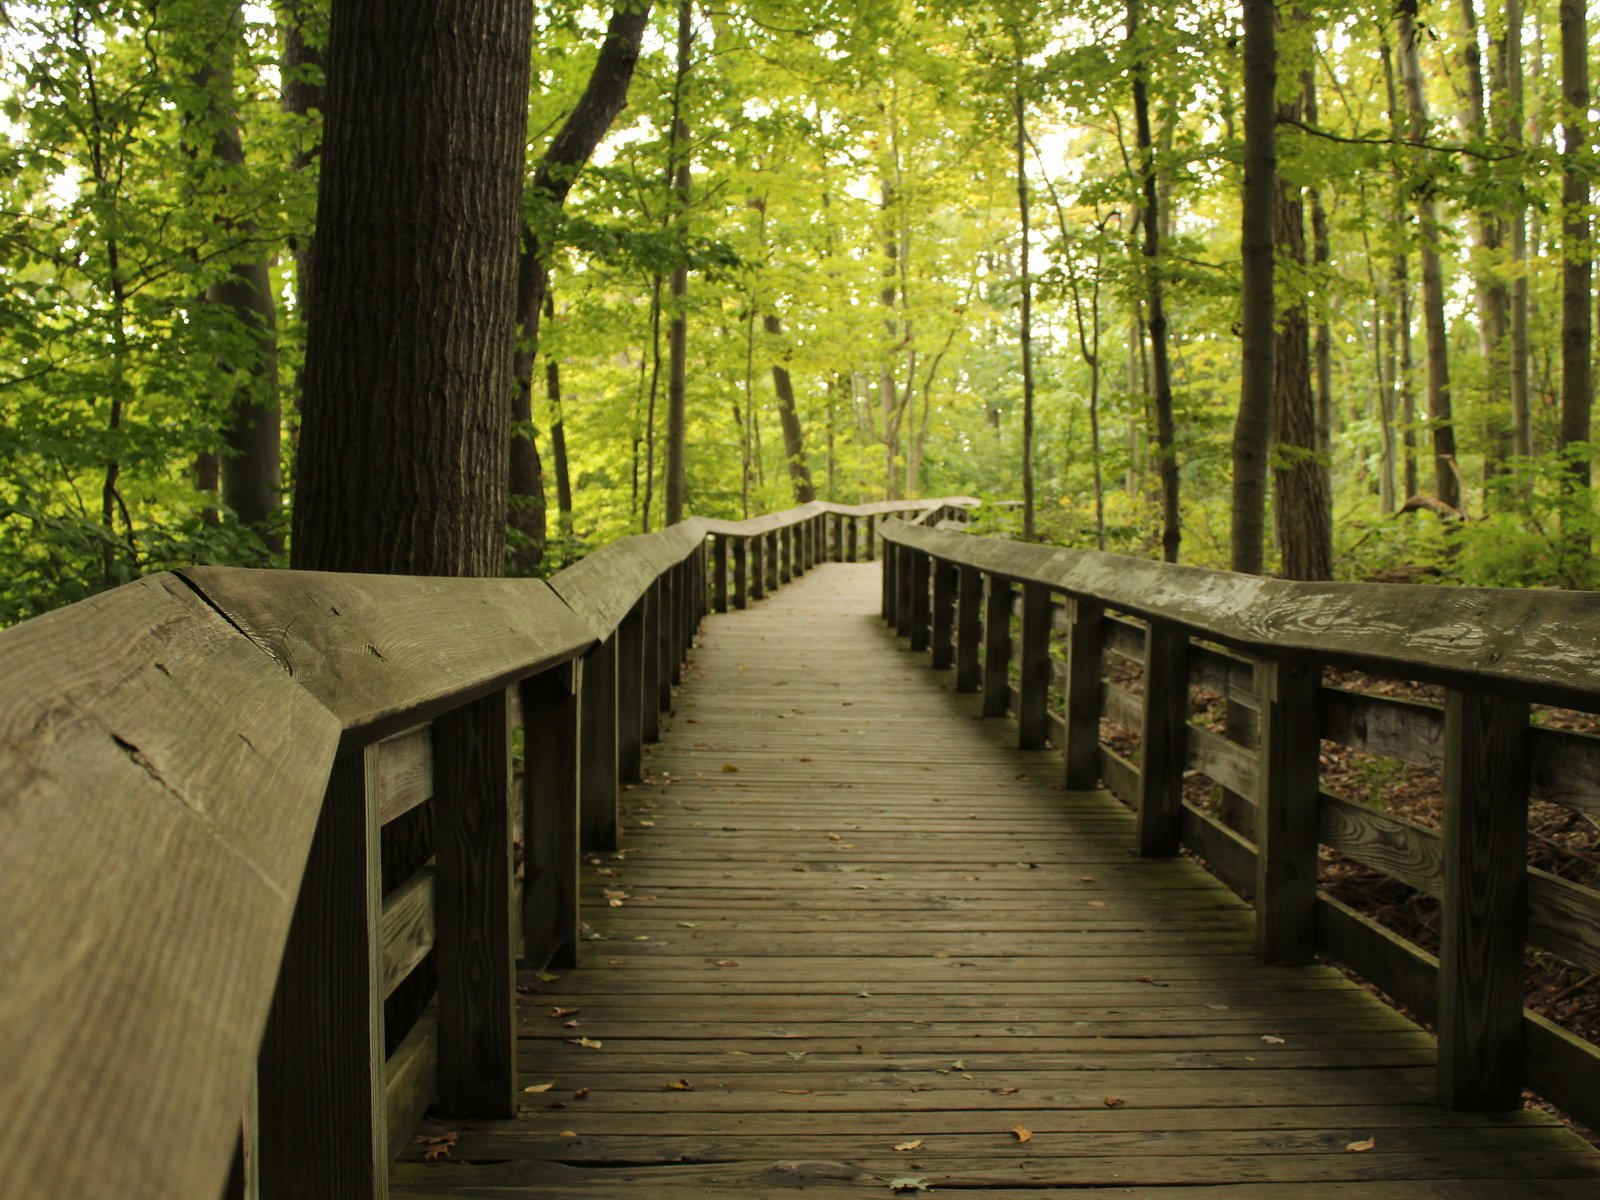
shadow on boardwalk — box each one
[394,563,1600,1199]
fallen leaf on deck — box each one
[536,970,560,982]
[1012,1126,1032,1143]
[890,1177,929,1192]
[1086,900,1107,908]
[1261,1035,1286,1045]
[574,1088,590,1099]
[608,899,623,907]
[596,868,617,877]
[1014,773,1029,781]
[636,819,656,827]
[567,1037,602,1049]
[778,1088,812,1094]
[677,921,700,928]
[826,832,844,841]
[564,1020,581,1028]
[1103,1097,1125,1108]
[992,1086,1020,1095]
[414,1132,456,1164]
[786,1050,809,1060]
[894,1139,924,1152]
[721,764,740,772]
[1133,975,1167,987]
[547,1007,579,1019]
[1346,1137,1376,1153]
[524,1081,556,1093]
[713,959,739,967]
[559,1130,577,1138]
[664,1078,694,1090]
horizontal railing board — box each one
[378,725,433,826]
[882,520,1600,709]
[545,541,661,641]
[381,869,435,1000]
[0,573,342,1200]
[385,1007,438,1168]
[1181,803,1258,898]
[181,567,594,747]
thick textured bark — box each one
[1232,0,1275,575]
[291,0,534,575]
[663,0,693,525]
[1558,0,1592,493]
[1397,0,1460,512]
[1271,115,1333,582]
[509,1,650,565]
[763,314,815,502]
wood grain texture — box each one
[388,564,1599,1200]
[1062,599,1104,790]
[955,564,982,693]
[433,688,517,1117]
[1254,657,1323,965]
[909,550,931,653]
[641,584,661,743]
[1437,689,1529,1111]
[930,557,955,670]
[382,868,435,999]
[1138,621,1189,858]
[879,521,1600,709]
[546,540,660,642]
[182,566,592,746]
[378,724,433,825]
[385,1008,438,1167]
[522,663,580,970]
[579,636,619,852]
[259,745,386,1200]
[982,575,1014,719]
[0,573,341,1200]
[617,604,646,784]
[1018,582,1051,750]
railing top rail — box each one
[881,519,1600,710]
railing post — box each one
[750,534,767,600]
[1137,619,1188,857]
[1437,688,1530,1111]
[578,635,619,850]
[523,661,581,969]
[847,516,859,561]
[1254,655,1322,964]
[881,540,897,620]
[895,545,915,638]
[1062,599,1104,790]
[909,551,932,652]
[656,572,674,711]
[640,583,661,743]
[674,559,689,677]
[433,686,516,1117]
[955,564,981,692]
[712,535,729,613]
[1018,583,1051,750]
[865,514,877,560]
[733,537,749,609]
[832,513,844,561]
[931,557,955,669]
[258,746,385,1200]
[982,575,1013,718]
[765,531,779,592]
[617,601,645,783]
[779,525,793,582]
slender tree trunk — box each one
[1303,66,1335,550]
[1014,61,1037,540]
[291,0,533,575]
[1130,0,1179,562]
[764,313,815,501]
[1558,0,1592,497]
[545,295,573,538]
[278,0,325,320]
[1397,0,1460,513]
[1380,36,1420,499]
[642,275,663,531]
[663,0,693,525]
[1233,0,1275,574]
[1502,0,1532,461]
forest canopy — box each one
[0,0,1594,623]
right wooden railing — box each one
[881,518,1600,1133]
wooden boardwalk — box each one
[394,563,1600,1199]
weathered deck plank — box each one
[393,564,1600,1198]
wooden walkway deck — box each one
[393,564,1600,1199]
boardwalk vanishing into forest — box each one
[7,500,1600,1200]
[388,563,1600,1198]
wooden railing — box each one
[0,497,973,1200]
[880,519,1600,1132]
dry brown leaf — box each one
[1012,1126,1032,1143]
[567,1036,602,1049]
[573,1088,590,1099]
[1346,1136,1376,1153]
[992,1086,1020,1095]
[778,1088,812,1094]
[636,819,656,827]
[1103,1097,1125,1108]
[414,1132,457,1164]
[546,1006,579,1019]
[664,1078,694,1091]
[826,832,844,842]
[721,763,740,772]
[558,1130,577,1138]
[523,1081,556,1094]
[893,1139,924,1152]
[712,959,738,967]
[1261,1034,1287,1045]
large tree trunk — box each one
[1380,36,1420,499]
[763,314,816,502]
[1232,0,1275,575]
[1397,0,1460,512]
[508,1,650,566]
[1014,64,1037,540]
[1558,0,1591,497]
[1500,0,1532,462]
[663,0,692,525]
[1271,95,1333,582]
[291,0,533,575]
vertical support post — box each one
[1437,689,1530,1110]
[881,541,897,620]
[258,746,385,1200]
[523,661,581,969]
[750,534,767,600]
[673,560,688,681]
[847,517,859,561]
[656,571,674,712]
[1062,599,1105,790]
[1018,583,1050,750]
[954,565,981,692]
[895,544,915,638]
[640,584,661,742]
[1254,655,1322,964]
[909,551,932,652]
[766,531,779,592]
[617,602,645,783]
[712,535,729,613]
[930,557,955,668]
[733,537,749,610]
[866,515,877,560]
[982,575,1014,718]
[578,635,619,850]
[832,513,844,561]
[433,687,516,1117]
[1137,620,1189,857]
[779,525,792,582]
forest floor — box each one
[1099,659,1600,1145]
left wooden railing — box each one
[0,496,974,1200]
